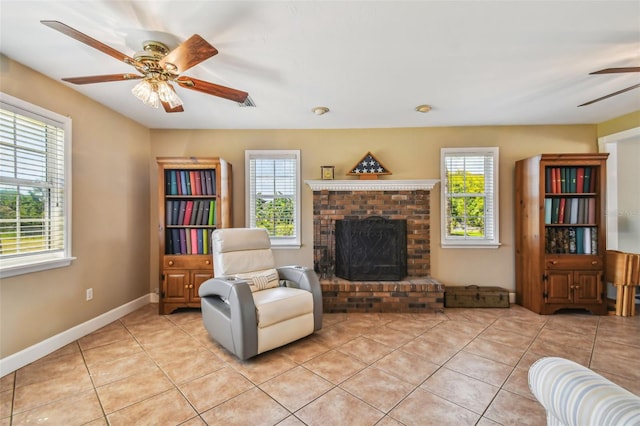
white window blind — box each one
[245,150,301,247]
[441,147,500,248]
[0,93,73,277]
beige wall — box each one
[149,125,597,293]
[0,55,151,358]
[597,111,640,137]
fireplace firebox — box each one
[335,216,407,281]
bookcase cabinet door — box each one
[164,271,189,304]
[573,271,603,305]
[545,271,573,304]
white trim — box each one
[305,179,439,191]
[0,295,152,376]
[598,127,640,250]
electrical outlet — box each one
[86,288,93,301]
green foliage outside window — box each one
[446,170,486,237]
[255,194,294,237]
[0,188,47,254]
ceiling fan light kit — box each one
[312,106,329,115]
[40,20,249,113]
[415,104,432,113]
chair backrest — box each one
[212,228,279,291]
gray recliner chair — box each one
[199,228,323,360]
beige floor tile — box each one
[463,337,526,366]
[78,322,132,351]
[400,335,460,365]
[421,367,499,414]
[95,368,173,414]
[444,351,513,387]
[87,351,158,387]
[479,326,536,350]
[81,337,143,368]
[295,387,385,426]
[5,303,640,424]
[259,366,333,412]
[483,389,547,426]
[0,374,14,392]
[535,327,595,352]
[0,389,13,420]
[362,326,415,347]
[527,338,592,367]
[179,366,254,413]
[389,387,479,425]
[337,336,394,364]
[303,349,366,384]
[15,351,86,388]
[201,388,289,425]
[229,351,298,384]
[11,390,103,425]
[279,336,332,364]
[160,347,226,385]
[373,349,439,385]
[340,367,414,413]
[12,369,93,414]
[106,388,197,426]
[502,366,536,400]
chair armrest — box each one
[277,265,323,331]
[198,277,258,359]
[528,356,640,426]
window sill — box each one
[271,244,302,250]
[441,242,502,249]
[0,256,76,278]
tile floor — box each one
[1,304,639,425]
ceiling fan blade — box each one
[159,35,218,74]
[590,67,640,75]
[41,20,139,67]
[578,83,640,107]
[162,101,184,113]
[175,76,248,103]
[62,73,143,84]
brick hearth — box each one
[321,276,444,313]
[306,179,442,313]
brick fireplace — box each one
[306,179,445,313]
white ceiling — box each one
[1,1,639,130]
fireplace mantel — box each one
[305,179,439,192]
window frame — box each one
[0,92,74,278]
[245,149,301,248]
[440,146,500,249]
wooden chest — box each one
[445,285,510,308]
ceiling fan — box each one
[578,66,640,107]
[41,20,249,113]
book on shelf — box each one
[179,229,187,254]
[205,170,214,195]
[166,200,173,225]
[583,167,592,193]
[197,229,204,254]
[183,201,194,226]
[208,200,216,225]
[569,198,578,224]
[545,226,598,254]
[588,198,596,223]
[190,229,198,254]
[569,167,577,193]
[576,167,584,193]
[544,199,552,224]
[191,171,200,195]
[195,200,205,225]
[177,201,187,225]
[558,198,566,224]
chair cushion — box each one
[252,287,314,328]
[235,268,280,292]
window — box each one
[245,150,301,248]
[0,93,73,277]
[441,147,500,248]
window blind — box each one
[0,106,66,258]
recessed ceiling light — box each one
[415,104,432,113]
[312,106,330,115]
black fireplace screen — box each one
[335,216,407,281]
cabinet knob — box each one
[591,261,598,265]
[184,284,188,288]
[550,260,558,265]
[205,260,210,265]
[168,260,174,266]
[189,284,194,289]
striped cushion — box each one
[528,357,640,426]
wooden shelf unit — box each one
[515,153,609,315]
[157,157,232,315]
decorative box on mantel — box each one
[306,178,442,313]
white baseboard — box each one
[0,294,152,376]
[510,292,516,304]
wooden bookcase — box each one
[157,157,232,314]
[515,153,609,315]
